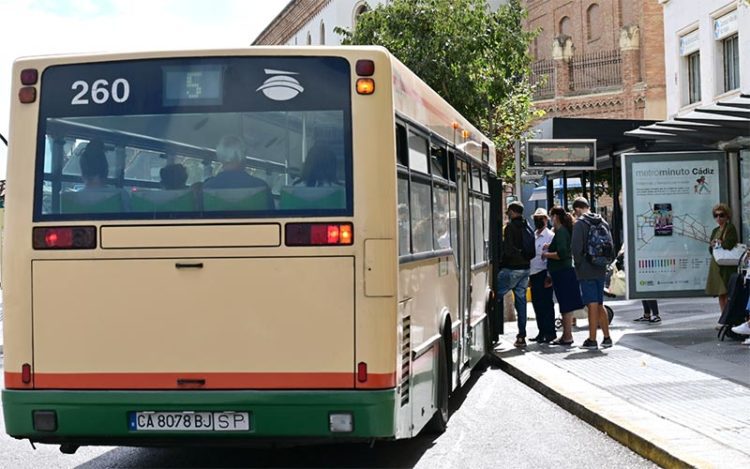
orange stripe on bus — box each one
[4,372,31,389]
[356,372,396,389]
[33,372,353,389]
[26,372,395,390]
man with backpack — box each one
[498,201,535,347]
[572,197,614,350]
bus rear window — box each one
[34,56,352,220]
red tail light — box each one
[20,68,38,85]
[285,223,354,246]
[357,362,368,383]
[33,226,97,249]
[22,364,32,384]
[19,87,36,103]
[356,59,375,76]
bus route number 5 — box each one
[71,78,130,105]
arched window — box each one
[587,4,600,40]
[306,31,312,45]
[558,16,571,36]
[353,2,370,27]
[320,21,326,45]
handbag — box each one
[609,266,626,297]
[713,243,747,266]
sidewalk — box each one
[494,298,750,469]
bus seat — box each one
[130,189,194,212]
[279,186,345,210]
[60,189,125,214]
[202,187,270,211]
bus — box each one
[2,46,502,450]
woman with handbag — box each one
[706,203,739,317]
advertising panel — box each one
[622,152,727,299]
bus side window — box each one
[430,144,447,179]
[397,172,411,256]
[395,123,408,167]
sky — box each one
[0,0,289,178]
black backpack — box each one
[520,220,536,261]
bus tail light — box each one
[356,78,375,95]
[33,226,97,250]
[357,362,368,383]
[355,60,375,76]
[21,68,38,85]
[22,363,32,384]
[285,223,353,246]
[19,87,36,103]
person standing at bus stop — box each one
[497,202,532,348]
[572,197,614,350]
[528,208,556,343]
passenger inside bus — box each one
[296,141,341,187]
[204,135,270,191]
[280,138,345,210]
[79,138,109,190]
[159,163,188,190]
[61,138,127,213]
[202,135,273,210]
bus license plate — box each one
[129,411,250,432]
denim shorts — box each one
[580,278,605,305]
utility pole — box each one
[514,140,522,202]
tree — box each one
[337,0,543,182]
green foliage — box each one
[337,0,543,182]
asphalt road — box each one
[0,359,655,469]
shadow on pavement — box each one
[76,363,491,469]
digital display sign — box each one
[526,139,597,170]
[163,65,223,106]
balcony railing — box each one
[569,50,622,94]
[531,59,555,100]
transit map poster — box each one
[622,152,727,299]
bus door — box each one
[455,157,472,372]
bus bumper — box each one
[2,389,397,444]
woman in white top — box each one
[528,208,557,343]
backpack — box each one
[520,220,536,261]
[582,217,614,267]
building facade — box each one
[643,0,749,243]
[660,0,749,118]
[525,0,667,120]
[253,0,507,46]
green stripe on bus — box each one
[2,389,396,439]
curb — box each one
[493,354,694,469]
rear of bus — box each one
[2,48,400,447]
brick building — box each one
[526,0,667,121]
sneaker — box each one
[580,339,598,350]
[731,322,750,335]
[633,316,651,322]
[601,337,613,348]
[649,316,662,324]
[514,336,526,348]
[550,338,574,346]
[743,338,750,345]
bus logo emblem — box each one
[257,69,304,101]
